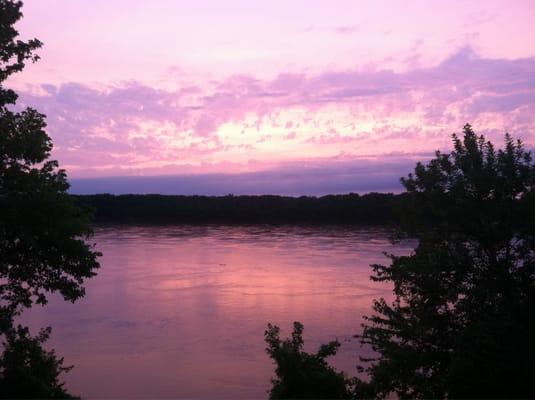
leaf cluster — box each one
[0,2,100,398]
[265,322,351,399]
[356,124,535,399]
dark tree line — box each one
[73,192,401,225]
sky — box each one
[8,0,535,194]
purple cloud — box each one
[14,47,535,179]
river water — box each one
[21,225,413,398]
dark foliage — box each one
[0,1,100,397]
[355,124,535,399]
[265,322,350,399]
[0,326,77,399]
[0,0,100,328]
[73,192,401,225]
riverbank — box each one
[73,192,403,225]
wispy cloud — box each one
[17,47,535,178]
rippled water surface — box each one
[22,225,413,399]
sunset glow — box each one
[4,2,535,397]
[9,0,535,192]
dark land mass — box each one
[73,192,402,225]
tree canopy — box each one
[265,322,350,399]
[0,0,100,332]
[355,124,535,399]
[0,326,76,399]
[0,1,100,397]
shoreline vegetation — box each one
[2,0,535,397]
[72,192,402,225]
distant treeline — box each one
[72,193,403,225]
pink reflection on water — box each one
[20,225,413,398]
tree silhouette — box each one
[355,124,535,399]
[265,322,350,399]
[0,1,100,397]
[0,326,77,399]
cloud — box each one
[283,131,297,140]
[305,129,360,145]
[15,47,535,180]
[334,25,360,35]
[69,154,425,196]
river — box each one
[21,225,413,398]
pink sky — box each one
[8,0,535,192]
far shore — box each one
[73,192,402,225]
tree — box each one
[265,322,350,399]
[0,1,100,397]
[0,0,100,334]
[355,124,535,399]
[0,326,77,399]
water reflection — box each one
[21,225,413,399]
